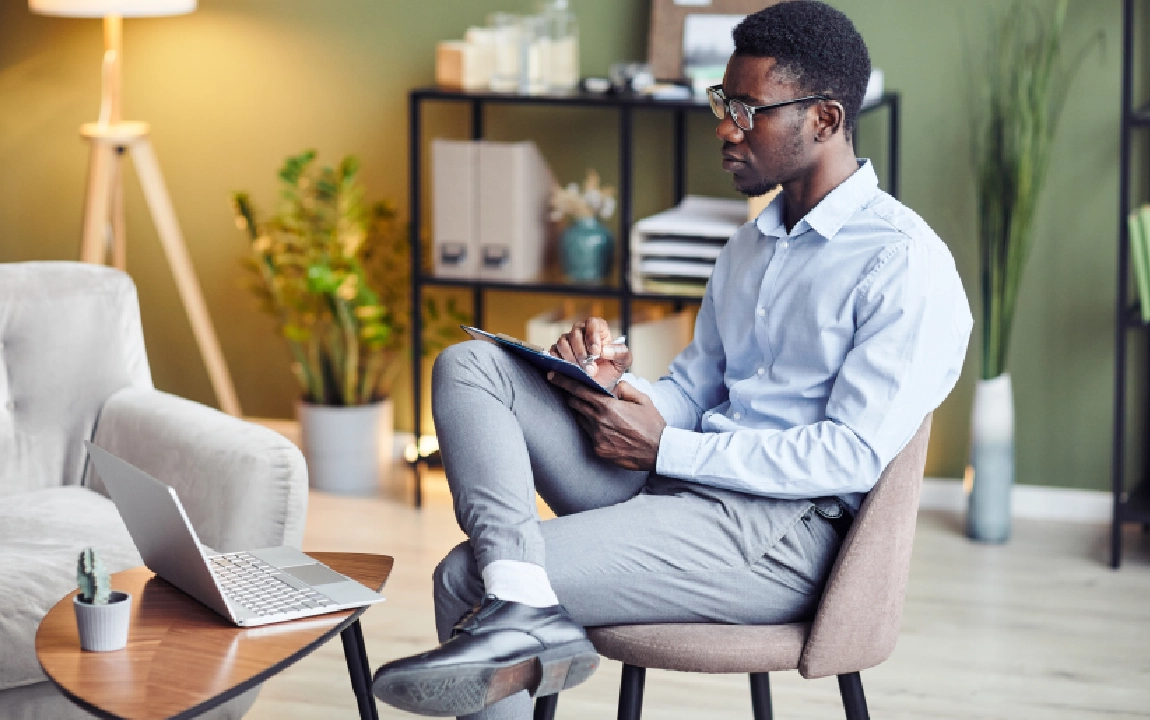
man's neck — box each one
[780,148,860,234]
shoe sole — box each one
[371,640,599,717]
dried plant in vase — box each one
[551,170,618,283]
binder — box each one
[476,141,554,282]
[432,139,478,278]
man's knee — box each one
[432,339,503,385]
[432,541,481,608]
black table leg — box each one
[341,620,379,720]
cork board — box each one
[647,0,782,80]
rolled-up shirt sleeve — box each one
[653,237,972,499]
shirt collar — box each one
[753,159,879,241]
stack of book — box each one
[630,196,748,296]
[1129,205,1150,322]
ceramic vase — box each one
[560,216,614,283]
[74,591,131,652]
[966,373,1013,543]
[297,399,393,496]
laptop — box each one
[84,440,384,627]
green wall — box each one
[0,0,1124,489]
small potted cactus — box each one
[73,548,132,652]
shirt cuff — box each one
[656,426,704,478]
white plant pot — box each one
[966,373,1013,543]
[74,591,131,652]
[298,400,393,496]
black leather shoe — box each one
[371,595,599,717]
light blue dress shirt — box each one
[624,161,972,513]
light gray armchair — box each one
[0,262,308,719]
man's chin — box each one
[733,179,779,198]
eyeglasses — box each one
[706,85,832,132]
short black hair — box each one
[733,1,871,138]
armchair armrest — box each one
[86,387,308,552]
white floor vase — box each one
[298,400,393,496]
[967,373,1013,543]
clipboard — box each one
[461,325,616,397]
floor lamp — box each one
[29,0,242,416]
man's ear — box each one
[813,100,845,142]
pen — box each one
[582,336,627,366]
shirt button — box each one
[757,367,765,376]
[779,241,789,249]
[733,412,742,420]
[756,307,766,317]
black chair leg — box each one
[618,664,646,720]
[534,693,559,720]
[749,672,773,720]
[837,672,870,720]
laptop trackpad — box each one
[282,563,348,586]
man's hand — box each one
[550,317,631,391]
[547,373,666,471]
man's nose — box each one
[715,115,745,143]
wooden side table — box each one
[36,552,393,720]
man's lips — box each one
[722,154,747,171]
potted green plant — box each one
[967,0,1099,541]
[233,150,405,496]
[73,548,131,652]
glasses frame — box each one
[706,85,833,132]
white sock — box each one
[481,559,559,608]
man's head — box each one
[716,1,871,197]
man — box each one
[373,2,972,718]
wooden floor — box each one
[246,471,1150,719]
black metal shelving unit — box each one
[1112,0,1150,567]
[407,86,902,506]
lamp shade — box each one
[29,0,195,17]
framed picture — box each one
[647,0,781,81]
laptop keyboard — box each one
[210,552,339,617]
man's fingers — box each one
[585,317,612,355]
[569,322,589,363]
[613,380,645,404]
[548,371,607,402]
[554,335,578,364]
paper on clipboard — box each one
[461,325,616,397]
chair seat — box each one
[587,622,810,674]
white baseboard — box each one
[921,478,1111,523]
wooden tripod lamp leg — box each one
[128,137,243,417]
[81,142,116,265]
[110,149,128,271]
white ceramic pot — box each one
[966,373,1013,543]
[297,399,393,496]
[74,591,131,652]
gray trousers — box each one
[431,341,843,720]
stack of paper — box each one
[630,196,747,295]
[1129,205,1150,322]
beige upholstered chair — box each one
[535,415,932,720]
[0,262,308,720]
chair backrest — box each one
[0,262,152,495]
[797,414,932,679]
